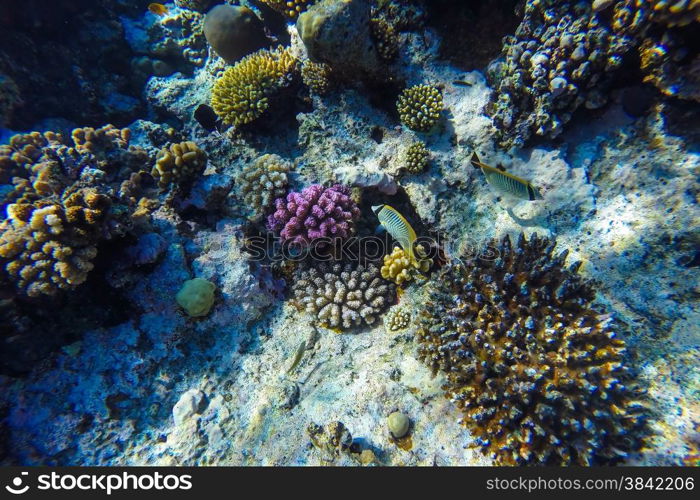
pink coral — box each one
[266,184,360,247]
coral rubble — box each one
[417,234,646,465]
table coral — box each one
[151,141,207,191]
[238,154,290,220]
[210,46,298,127]
[417,233,647,465]
[266,184,360,248]
[292,261,395,330]
[396,84,443,132]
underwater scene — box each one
[0,0,698,467]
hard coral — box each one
[404,140,429,173]
[261,0,317,18]
[210,46,297,127]
[238,154,290,220]
[396,84,442,132]
[380,245,430,285]
[175,0,214,12]
[152,141,207,191]
[292,261,395,330]
[417,233,646,465]
[370,17,399,61]
[302,61,332,95]
[266,184,360,248]
[384,305,411,331]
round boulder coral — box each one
[417,233,646,465]
[396,84,443,132]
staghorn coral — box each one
[292,261,395,330]
[151,141,207,191]
[396,84,443,132]
[302,61,332,95]
[266,184,360,248]
[210,46,297,127]
[403,140,429,173]
[416,233,646,465]
[488,0,636,148]
[261,0,317,18]
[370,17,399,61]
[384,305,411,331]
[238,154,290,220]
[380,245,431,285]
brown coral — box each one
[238,154,290,219]
[301,61,332,95]
[151,141,207,190]
[396,84,443,132]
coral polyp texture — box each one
[488,0,635,148]
[266,184,360,247]
[416,234,646,465]
[210,46,298,127]
[370,17,399,61]
[238,154,290,219]
[261,0,317,18]
[404,140,429,173]
[301,61,332,95]
[152,141,207,191]
[384,305,411,331]
[641,0,700,27]
[380,245,431,285]
[396,84,442,132]
[292,261,395,330]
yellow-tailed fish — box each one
[372,204,417,262]
[470,152,543,201]
[148,3,169,16]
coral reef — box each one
[266,184,360,247]
[384,305,410,331]
[396,84,442,132]
[238,154,290,220]
[151,141,207,192]
[417,234,646,465]
[403,140,429,173]
[175,0,215,13]
[292,261,395,330]
[370,16,399,61]
[488,0,635,148]
[210,46,297,127]
[380,245,431,285]
[307,421,353,463]
[203,5,269,64]
[301,61,332,95]
[176,277,216,317]
[261,0,317,18]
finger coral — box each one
[261,0,317,18]
[416,233,646,465]
[266,184,360,248]
[380,245,431,285]
[292,261,395,330]
[396,84,443,132]
[152,141,207,191]
[238,154,290,220]
[302,61,332,95]
[210,46,298,127]
[404,140,429,174]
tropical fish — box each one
[470,152,543,201]
[286,340,306,374]
[148,3,169,16]
[372,204,418,263]
[453,80,473,87]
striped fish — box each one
[372,204,417,262]
[470,152,543,201]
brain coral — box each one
[293,261,395,330]
[417,233,646,465]
[238,154,290,219]
[210,46,297,127]
[266,184,360,248]
[396,84,443,132]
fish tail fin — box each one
[470,152,481,169]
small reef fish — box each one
[286,340,306,374]
[372,204,418,263]
[148,3,169,16]
[470,152,543,201]
[452,80,473,87]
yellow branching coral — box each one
[404,140,429,173]
[260,0,316,18]
[211,46,298,127]
[381,245,431,285]
[302,61,332,95]
[370,17,398,61]
[152,141,207,190]
[396,84,443,132]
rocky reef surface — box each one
[0,1,698,466]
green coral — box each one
[396,84,442,132]
[238,154,290,220]
[417,233,646,465]
[176,278,217,317]
[210,46,298,127]
[404,140,429,173]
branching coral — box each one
[396,84,443,132]
[380,245,431,285]
[384,305,411,331]
[417,233,646,465]
[266,184,360,247]
[404,140,429,173]
[370,17,399,61]
[211,46,298,127]
[238,154,290,220]
[261,0,317,18]
[292,261,395,330]
[151,141,207,191]
[302,61,332,95]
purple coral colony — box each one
[0,0,698,469]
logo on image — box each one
[5,472,29,495]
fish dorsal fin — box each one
[470,152,482,170]
[496,164,506,172]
